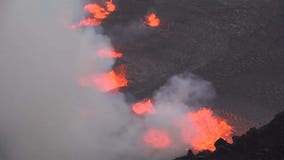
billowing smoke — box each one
[0,0,231,160]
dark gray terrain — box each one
[100,0,284,131]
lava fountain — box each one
[180,108,233,151]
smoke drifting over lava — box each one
[0,0,233,160]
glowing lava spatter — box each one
[132,99,155,115]
[181,108,233,151]
[143,128,172,149]
[97,48,123,58]
[92,65,128,92]
[145,13,160,27]
[71,18,101,29]
[72,0,116,28]
[105,0,116,12]
[80,65,128,92]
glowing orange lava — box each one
[181,108,233,151]
[72,0,116,28]
[80,65,127,92]
[145,13,160,27]
[97,48,123,58]
[144,128,172,149]
[92,65,128,92]
[84,3,109,20]
[71,18,101,29]
[132,99,155,115]
[105,0,116,12]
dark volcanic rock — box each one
[174,150,195,160]
[214,138,230,151]
[174,110,284,160]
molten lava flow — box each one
[92,65,128,92]
[79,65,127,92]
[97,48,123,58]
[84,3,109,20]
[72,0,116,28]
[145,13,160,27]
[180,108,233,151]
[71,18,101,29]
[132,99,155,115]
[144,128,172,149]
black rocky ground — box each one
[174,110,284,160]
